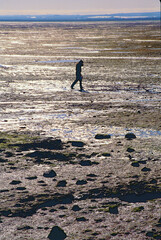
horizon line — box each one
[0,11,160,16]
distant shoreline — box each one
[0,12,160,22]
[0,20,159,22]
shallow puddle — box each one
[82,56,161,60]
[51,125,161,141]
[37,59,79,63]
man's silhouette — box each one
[71,60,84,91]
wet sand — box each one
[0,21,161,240]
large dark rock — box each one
[72,205,81,211]
[109,205,119,214]
[76,180,87,185]
[56,180,67,187]
[79,160,92,166]
[39,139,63,150]
[0,157,7,162]
[5,151,14,157]
[125,133,136,140]
[102,152,111,157]
[10,180,22,185]
[48,226,67,240]
[43,170,57,178]
[76,217,87,222]
[0,210,12,217]
[141,167,151,172]
[69,141,85,147]
[127,147,135,152]
[87,173,97,178]
[95,134,111,139]
[131,161,140,167]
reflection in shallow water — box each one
[51,124,161,141]
[131,128,161,137]
[129,98,161,102]
[36,56,161,63]
[82,56,161,60]
[124,39,161,42]
[49,113,70,119]
[37,60,79,63]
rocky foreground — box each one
[0,130,161,240]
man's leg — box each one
[79,78,83,91]
[71,78,78,89]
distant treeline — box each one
[0,12,160,22]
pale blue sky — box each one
[0,0,159,15]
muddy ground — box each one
[0,21,161,240]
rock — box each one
[125,133,136,140]
[43,170,57,178]
[72,205,81,211]
[0,157,7,162]
[131,161,140,167]
[10,180,22,185]
[49,209,57,212]
[0,189,9,193]
[59,206,67,210]
[141,167,151,172]
[95,218,103,223]
[109,205,119,214]
[0,210,12,217]
[5,151,14,157]
[76,180,87,185]
[39,139,63,150]
[92,161,99,165]
[87,177,96,182]
[76,217,87,222]
[87,174,97,178]
[102,153,111,157]
[56,180,67,187]
[16,187,26,191]
[95,134,111,139]
[128,155,132,160]
[69,141,85,147]
[48,226,67,240]
[79,160,92,166]
[127,147,135,152]
[146,231,154,237]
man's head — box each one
[79,60,84,66]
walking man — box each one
[71,60,84,91]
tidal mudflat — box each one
[0,21,161,240]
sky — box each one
[0,0,160,15]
